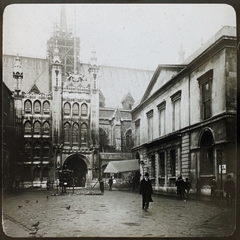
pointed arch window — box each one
[42,167,49,181]
[43,142,50,161]
[34,101,41,114]
[81,103,88,116]
[125,129,133,148]
[33,142,41,160]
[24,142,32,161]
[33,167,40,181]
[24,121,32,135]
[64,123,71,144]
[43,101,50,114]
[24,100,32,114]
[81,123,87,144]
[34,121,41,134]
[64,102,71,115]
[73,103,79,116]
[43,122,50,135]
[72,123,79,144]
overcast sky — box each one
[3,4,236,70]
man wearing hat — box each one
[139,172,153,211]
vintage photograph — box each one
[2,3,237,238]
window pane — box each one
[81,124,87,143]
[43,122,50,134]
[34,101,41,114]
[25,100,32,113]
[72,123,79,143]
[64,103,71,115]
[81,104,87,116]
[34,122,41,134]
[64,123,71,143]
[25,122,31,134]
[43,101,50,114]
[73,103,79,116]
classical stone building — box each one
[132,26,237,197]
[2,8,153,189]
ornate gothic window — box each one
[42,142,50,161]
[43,101,50,114]
[24,100,32,114]
[24,142,31,161]
[42,122,50,135]
[81,103,88,116]
[33,142,41,160]
[73,103,79,116]
[34,121,41,134]
[125,129,133,148]
[24,121,32,135]
[64,123,71,144]
[34,101,41,114]
[64,102,71,115]
[72,123,79,143]
[33,167,40,181]
[81,123,87,144]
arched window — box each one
[200,130,214,175]
[81,103,88,116]
[43,122,50,135]
[72,103,79,116]
[64,102,71,115]
[24,121,32,135]
[33,167,40,181]
[43,101,50,114]
[99,128,108,152]
[81,123,87,144]
[34,101,41,114]
[72,123,79,144]
[34,121,41,134]
[24,100,32,114]
[33,142,41,160]
[42,142,50,161]
[125,129,133,148]
[42,167,49,181]
[64,123,71,144]
[24,142,31,161]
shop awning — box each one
[103,159,140,173]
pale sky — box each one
[3,4,236,70]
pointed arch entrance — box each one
[64,154,88,187]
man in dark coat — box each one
[139,172,153,211]
[108,176,113,191]
[210,176,217,201]
[224,175,235,206]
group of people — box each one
[175,176,192,200]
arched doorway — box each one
[200,129,214,176]
[64,154,88,187]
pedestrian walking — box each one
[139,172,153,211]
[224,175,235,207]
[210,176,217,201]
[15,178,20,190]
[99,179,104,194]
[108,176,113,191]
[46,178,50,190]
[185,178,192,200]
[176,176,185,200]
[196,178,202,199]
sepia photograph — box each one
[2,2,237,238]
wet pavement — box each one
[2,188,236,238]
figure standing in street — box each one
[185,178,192,200]
[46,178,50,190]
[139,172,153,211]
[176,176,185,200]
[196,178,202,199]
[210,176,217,201]
[224,175,235,207]
[15,178,20,190]
[108,176,113,191]
[99,179,104,194]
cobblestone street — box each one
[2,188,236,238]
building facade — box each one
[2,8,153,189]
[132,26,237,196]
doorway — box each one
[64,155,87,187]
